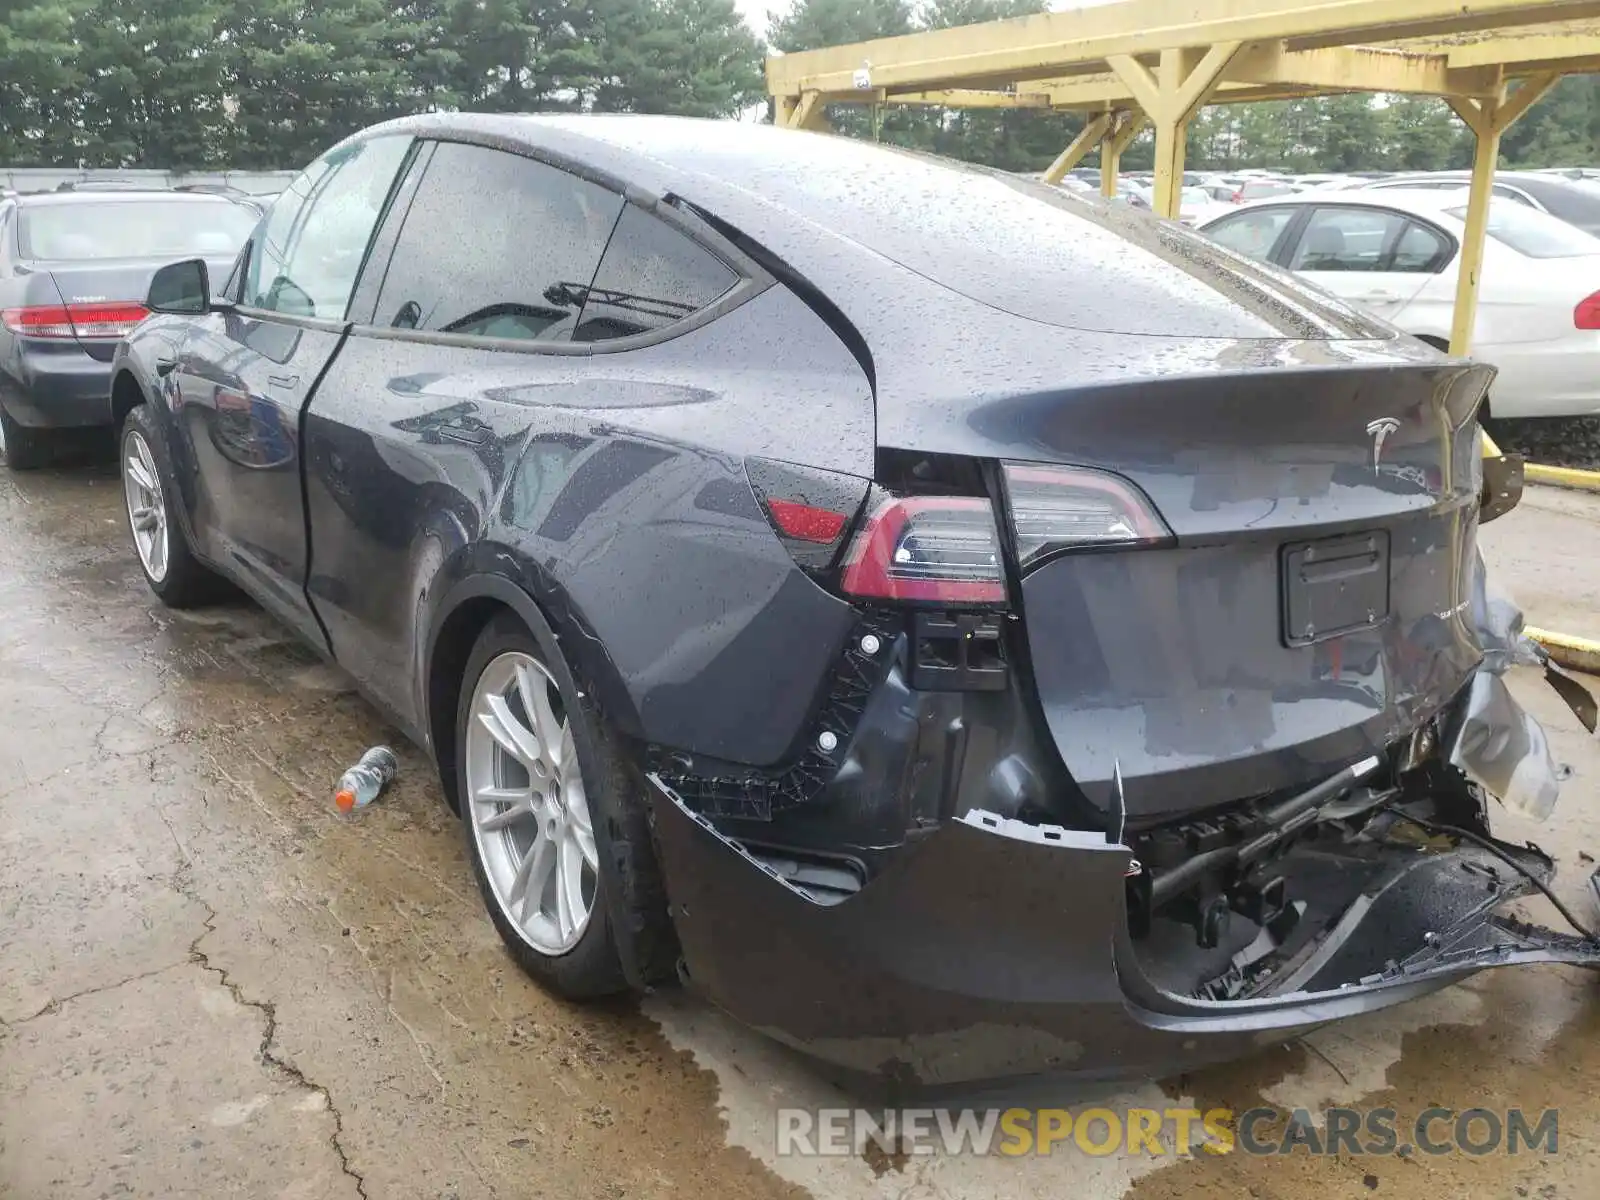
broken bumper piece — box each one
[647,771,1600,1094]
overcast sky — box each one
[735,0,778,38]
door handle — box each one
[266,373,300,389]
[437,424,491,447]
[1359,290,1399,303]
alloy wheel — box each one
[465,650,598,955]
[123,430,169,582]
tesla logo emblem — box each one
[1366,417,1401,472]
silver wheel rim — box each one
[122,430,169,582]
[0,413,8,455]
[465,650,598,956]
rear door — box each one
[1285,205,1440,319]
[169,135,413,645]
[299,139,626,728]
[301,139,753,736]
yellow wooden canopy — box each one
[768,1,1600,358]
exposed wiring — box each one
[1380,805,1598,942]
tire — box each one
[119,405,227,607]
[455,610,674,999]
[0,405,49,470]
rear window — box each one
[549,118,1389,340]
[1445,203,1600,258]
[1522,181,1600,225]
[18,199,257,261]
[572,205,738,343]
[371,142,623,342]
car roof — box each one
[348,113,1441,462]
[13,190,245,208]
[1222,188,1472,220]
[1377,171,1599,195]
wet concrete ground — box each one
[2,458,1600,1200]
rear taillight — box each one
[840,494,1005,603]
[1001,462,1172,572]
[1576,290,1600,330]
[0,301,150,340]
[746,456,868,572]
[765,498,848,543]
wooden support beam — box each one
[1114,41,1238,218]
[884,88,1052,107]
[1446,72,1564,357]
[791,90,826,132]
[1447,27,1600,69]
[1101,109,1145,197]
[767,0,1600,96]
[1229,40,1501,96]
[1042,112,1113,184]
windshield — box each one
[1181,187,1209,205]
[1445,203,1600,258]
[19,200,257,261]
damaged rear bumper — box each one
[640,555,1600,1092]
[647,762,1600,1092]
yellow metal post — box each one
[1447,100,1500,357]
[1100,110,1143,197]
[1445,73,1561,357]
[1151,51,1189,217]
[1042,111,1113,184]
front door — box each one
[299,139,627,729]
[169,134,413,646]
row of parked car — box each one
[1046,166,1600,420]
[1,115,1596,1092]
[0,185,266,465]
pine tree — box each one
[0,0,84,164]
[583,0,764,118]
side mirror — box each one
[146,258,213,315]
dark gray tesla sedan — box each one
[0,190,257,467]
[109,114,1600,1092]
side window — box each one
[371,142,624,343]
[1203,207,1295,262]
[572,206,739,343]
[1391,221,1452,273]
[243,135,411,320]
[1289,208,1405,271]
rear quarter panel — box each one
[302,283,873,765]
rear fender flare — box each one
[426,564,666,991]
[421,560,644,763]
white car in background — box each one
[1178,185,1234,226]
[1199,189,1600,419]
